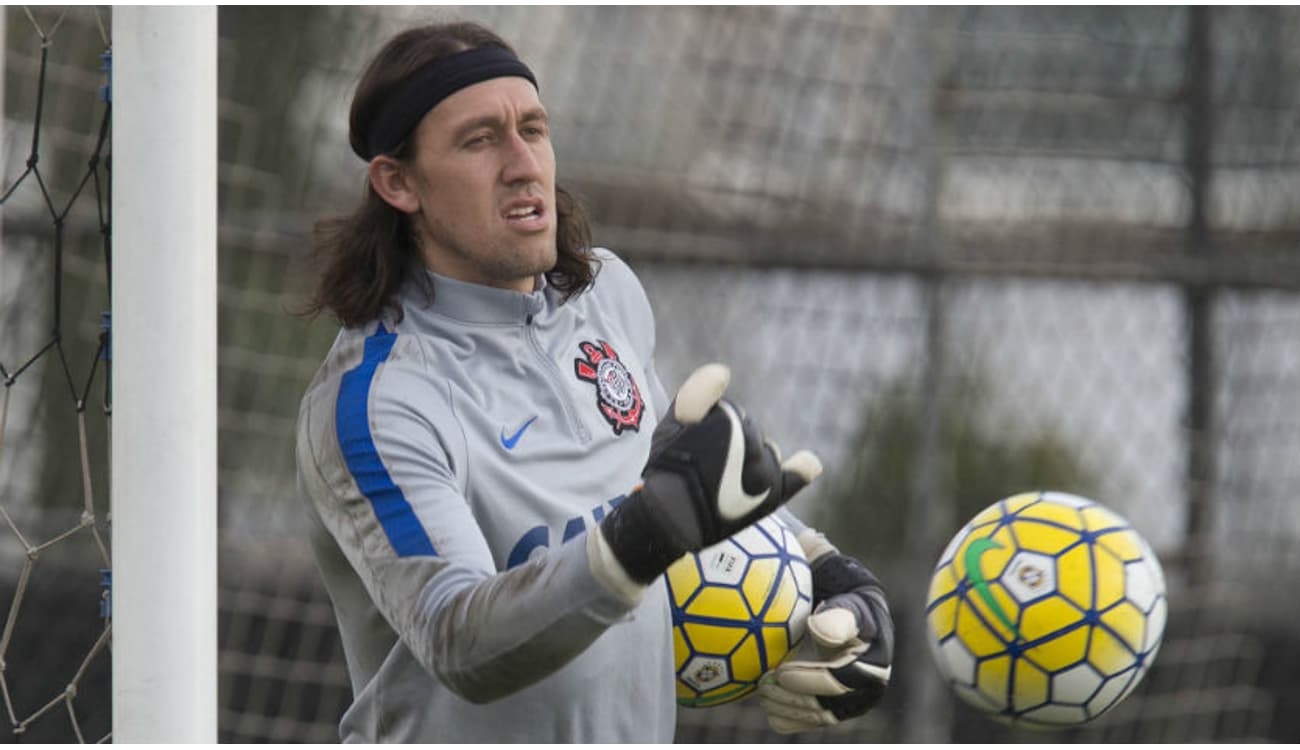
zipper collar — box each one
[404,268,549,326]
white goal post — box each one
[110,6,219,742]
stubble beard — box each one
[422,217,556,289]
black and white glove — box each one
[596,364,822,584]
[758,530,893,733]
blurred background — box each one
[2,5,1298,743]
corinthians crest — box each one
[574,340,644,435]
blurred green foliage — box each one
[815,370,1095,566]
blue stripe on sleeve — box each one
[335,325,438,557]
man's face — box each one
[401,76,557,293]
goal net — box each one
[0,7,112,743]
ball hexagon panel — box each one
[1010,659,1050,712]
[955,599,1009,659]
[1023,703,1089,725]
[928,589,959,641]
[1015,502,1085,533]
[1092,547,1126,610]
[976,654,1011,706]
[1143,597,1167,653]
[985,581,1023,640]
[762,626,791,665]
[928,564,960,611]
[1124,558,1161,612]
[741,557,780,616]
[1020,595,1083,643]
[728,634,763,683]
[732,524,778,557]
[1024,624,1088,673]
[1051,662,1104,705]
[681,655,730,693]
[1013,520,1084,555]
[1105,663,1148,711]
[681,620,747,658]
[1096,528,1143,562]
[936,635,979,685]
[1101,600,1145,652]
[1055,544,1094,610]
[672,627,690,672]
[764,568,800,624]
[1002,550,1058,605]
[685,586,748,622]
[669,558,703,608]
[1087,626,1135,677]
[1086,668,1137,716]
[697,543,748,586]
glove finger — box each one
[757,681,822,713]
[830,655,892,690]
[817,679,887,722]
[673,363,730,424]
[818,590,893,671]
[778,449,822,499]
[808,605,891,688]
[766,714,823,735]
[807,607,860,650]
[771,651,860,697]
[757,681,837,732]
[816,593,882,644]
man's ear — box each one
[368,155,420,214]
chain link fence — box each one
[3,5,1298,742]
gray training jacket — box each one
[296,249,680,742]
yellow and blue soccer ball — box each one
[666,515,814,707]
[926,491,1167,727]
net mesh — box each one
[0,6,112,743]
[5,5,1300,743]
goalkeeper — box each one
[296,20,892,742]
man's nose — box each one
[501,132,545,185]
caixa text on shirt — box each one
[505,493,629,569]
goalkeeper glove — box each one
[596,363,822,584]
[757,530,893,733]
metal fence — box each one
[3,6,1298,743]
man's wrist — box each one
[586,526,648,606]
[597,486,687,584]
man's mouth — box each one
[502,200,548,230]
[505,205,542,220]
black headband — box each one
[357,46,538,161]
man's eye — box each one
[465,134,491,148]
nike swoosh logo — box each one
[500,416,538,450]
[963,537,1021,641]
[714,401,771,521]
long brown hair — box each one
[303,22,595,328]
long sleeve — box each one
[296,329,640,705]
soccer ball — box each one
[925,491,1167,727]
[666,515,814,707]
